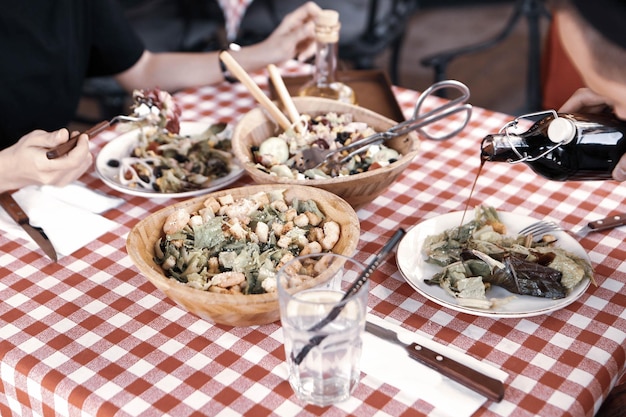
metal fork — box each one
[46,114,149,159]
[518,220,563,237]
[300,79,473,171]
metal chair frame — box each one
[420,0,551,112]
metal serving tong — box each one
[300,80,472,171]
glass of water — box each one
[277,253,368,406]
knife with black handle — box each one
[365,320,505,402]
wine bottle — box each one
[481,111,626,181]
[298,9,356,104]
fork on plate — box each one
[518,220,563,237]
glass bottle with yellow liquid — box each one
[299,9,356,104]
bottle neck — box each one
[482,113,572,163]
[481,133,535,163]
[297,10,356,104]
[312,40,338,86]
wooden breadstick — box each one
[267,64,302,132]
[219,51,291,130]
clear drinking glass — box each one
[277,253,368,406]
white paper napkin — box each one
[0,183,124,258]
[360,314,508,417]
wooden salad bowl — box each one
[126,184,360,327]
[231,96,420,209]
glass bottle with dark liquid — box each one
[481,110,626,180]
[298,9,356,104]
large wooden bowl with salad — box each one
[126,184,360,327]
[231,97,420,209]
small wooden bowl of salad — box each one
[231,97,420,209]
[126,184,360,327]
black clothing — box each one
[0,0,144,149]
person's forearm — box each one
[115,50,222,92]
[0,150,22,193]
[116,45,281,93]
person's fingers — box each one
[296,40,316,62]
[559,88,611,113]
[44,134,93,182]
[64,134,92,167]
[613,158,626,181]
[47,128,71,146]
[275,2,319,35]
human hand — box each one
[559,88,626,181]
[0,129,93,192]
[558,87,614,114]
[260,2,322,64]
[613,156,626,181]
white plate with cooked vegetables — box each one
[96,122,244,198]
[396,209,593,318]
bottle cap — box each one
[315,10,340,43]
[547,117,576,144]
[316,10,339,27]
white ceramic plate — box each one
[396,211,592,318]
[95,122,244,198]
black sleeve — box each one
[87,0,146,77]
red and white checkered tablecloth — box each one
[1,61,625,417]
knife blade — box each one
[365,321,504,402]
[575,213,626,237]
[0,192,57,261]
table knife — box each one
[365,321,504,402]
[0,192,57,261]
[575,213,626,237]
